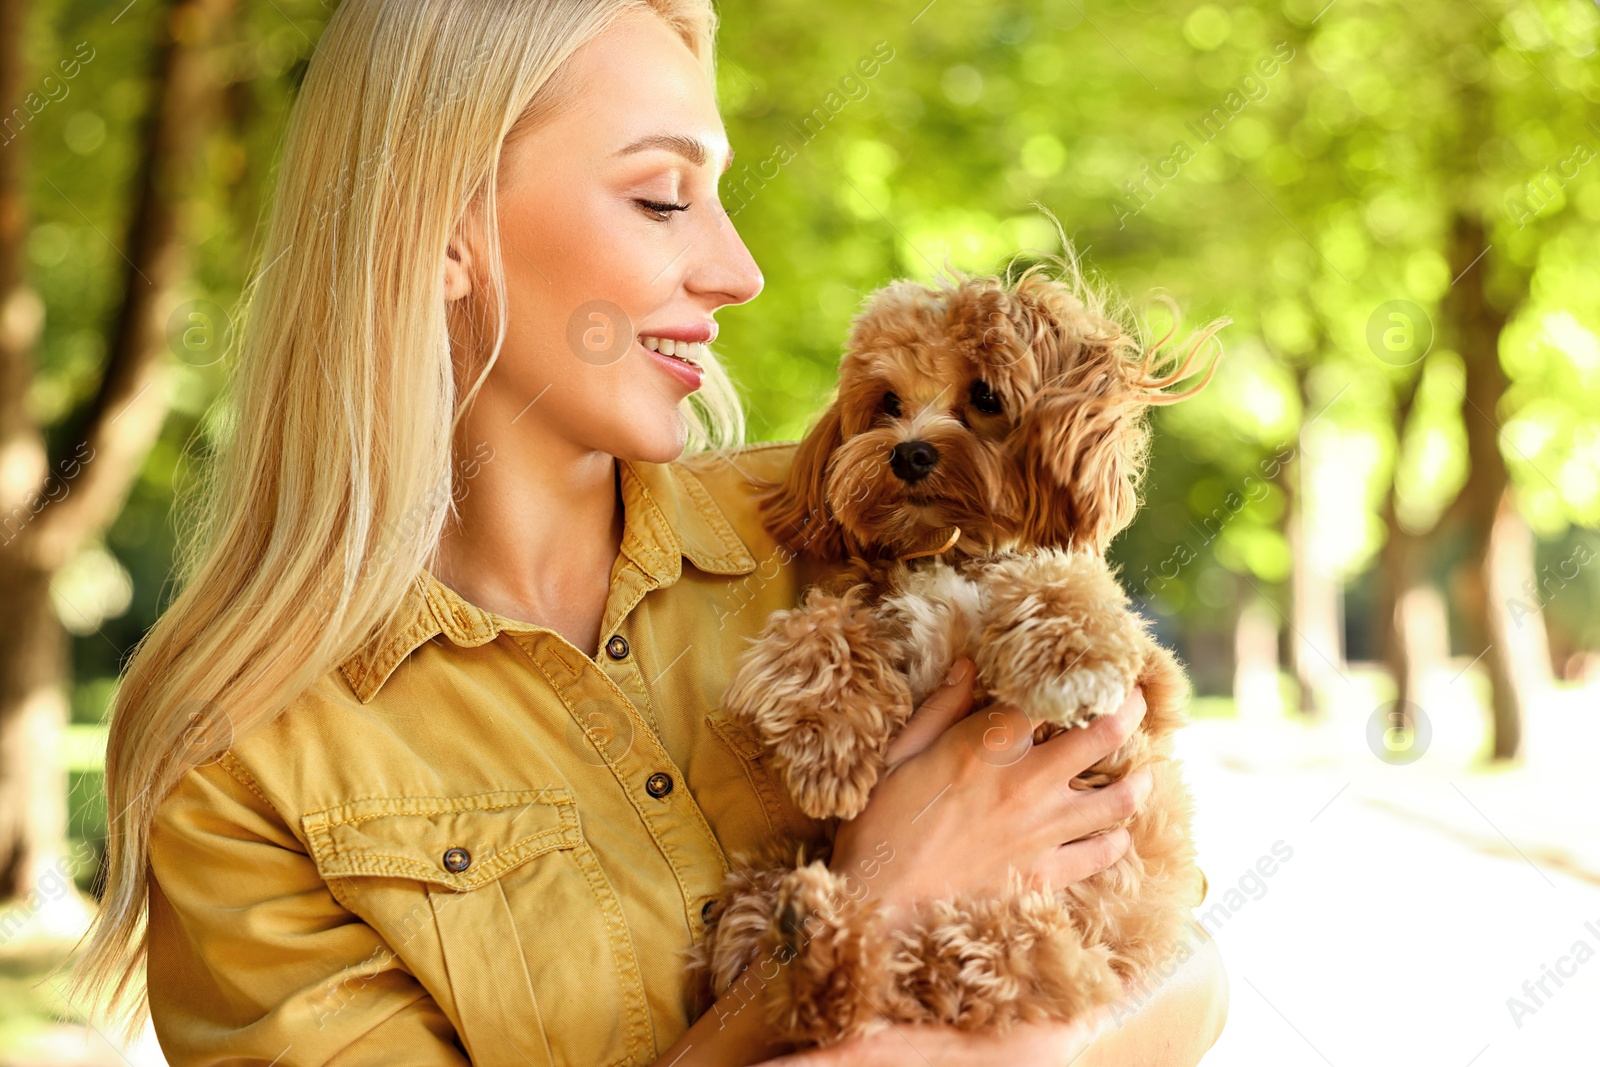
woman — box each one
[77,1,1228,1063]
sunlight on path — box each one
[1183,680,1600,1066]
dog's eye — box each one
[880,391,902,418]
[969,380,1003,415]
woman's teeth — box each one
[640,335,705,368]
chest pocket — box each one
[302,789,654,1067]
[704,711,833,856]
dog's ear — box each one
[1014,388,1149,555]
[759,403,852,560]
[1009,279,1229,553]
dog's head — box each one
[761,260,1229,561]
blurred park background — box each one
[1,0,1597,1063]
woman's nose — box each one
[686,202,764,308]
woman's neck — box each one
[429,408,627,657]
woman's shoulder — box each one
[155,670,387,830]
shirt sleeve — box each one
[147,757,470,1067]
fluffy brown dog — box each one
[691,254,1230,1046]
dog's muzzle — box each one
[889,439,940,483]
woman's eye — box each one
[969,380,1003,415]
[635,198,690,221]
[880,391,902,418]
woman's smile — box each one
[636,326,712,390]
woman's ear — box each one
[443,237,474,302]
[759,403,851,560]
[444,199,489,303]
[1015,390,1147,555]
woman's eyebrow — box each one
[615,133,735,172]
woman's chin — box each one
[611,410,690,465]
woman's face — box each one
[451,11,763,462]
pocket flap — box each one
[706,710,766,762]
[302,788,580,891]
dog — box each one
[690,252,1230,1045]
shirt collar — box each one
[338,455,758,702]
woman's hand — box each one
[829,656,1152,924]
[653,658,1193,1067]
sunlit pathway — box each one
[0,1016,163,1067]
[1182,689,1600,1067]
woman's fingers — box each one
[1033,826,1134,890]
[1050,766,1153,842]
[1027,684,1148,781]
[884,658,977,770]
[838,674,1154,925]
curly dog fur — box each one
[686,251,1230,1046]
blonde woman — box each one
[77,1,1228,1063]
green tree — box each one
[0,0,235,902]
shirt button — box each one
[645,772,674,798]
[442,847,471,873]
[606,635,630,660]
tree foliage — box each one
[2,0,1596,897]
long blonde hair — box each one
[76,0,743,1021]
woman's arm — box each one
[147,758,468,1066]
[650,960,798,1065]
[751,919,1227,1067]
[1075,920,1229,1066]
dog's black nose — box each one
[890,440,940,482]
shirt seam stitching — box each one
[218,753,278,813]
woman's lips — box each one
[640,336,704,390]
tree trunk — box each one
[1376,368,1428,728]
[1282,362,1345,716]
[0,570,71,904]
[0,0,236,902]
[1445,211,1539,761]
[0,0,50,904]
[1378,504,1421,723]
[1233,595,1282,722]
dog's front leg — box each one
[723,584,913,820]
[971,549,1148,733]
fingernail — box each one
[944,659,969,685]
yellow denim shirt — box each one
[146,440,836,1067]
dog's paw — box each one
[771,724,884,821]
[1023,661,1132,731]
